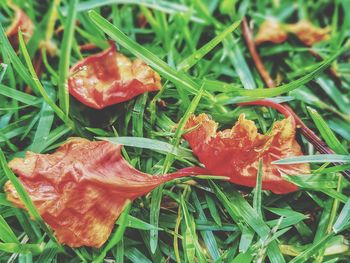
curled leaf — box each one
[255,19,288,45]
[6,5,34,50]
[5,138,202,247]
[183,114,310,194]
[255,19,330,46]
[286,20,330,46]
[68,44,161,109]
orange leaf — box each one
[6,5,34,50]
[286,20,330,46]
[183,114,310,194]
[5,138,202,247]
[68,44,161,109]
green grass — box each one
[1,1,350,262]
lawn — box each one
[0,0,350,262]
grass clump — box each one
[0,1,350,262]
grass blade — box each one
[253,159,263,217]
[58,0,78,116]
[0,25,36,90]
[97,136,196,161]
[333,197,350,233]
[177,20,241,71]
[0,215,18,243]
[274,154,350,164]
[307,107,348,155]
[211,182,285,263]
[17,30,74,129]
[0,84,41,106]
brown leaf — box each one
[286,20,330,46]
[254,19,288,45]
[6,5,34,50]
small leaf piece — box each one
[6,5,34,50]
[255,19,288,45]
[68,44,161,109]
[183,114,310,194]
[4,138,202,247]
[286,20,330,46]
[255,19,330,46]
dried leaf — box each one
[254,19,288,45]
[286,20,330,46]
[5,138,201,247]
[255,19,330,46]
[183,114,310,194]
[6,5,34,50]
[68,44,161,109]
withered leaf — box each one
[68,44,161,109]
[5,138,202,247]
[183,114,310,194]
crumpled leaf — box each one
[183,114,310,194]
[68,44,161,109]
[6,5,34,50]
[286,20,330,46]
[255,19,288,45]
[4,138,203,247]
[255,19,330,46]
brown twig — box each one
[242,18,275,88]
[241,17,350,179]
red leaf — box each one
[183,114,310,194]
[6,5,34,50]
[68,45,161,109]
[5,138,203,247]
